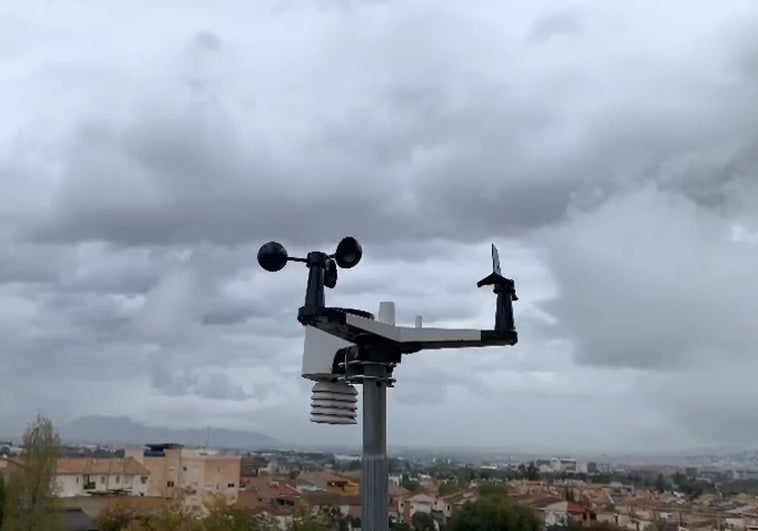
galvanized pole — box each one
[362,364,389,531]
[361,301,394,531]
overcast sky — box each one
[2,0,758,454]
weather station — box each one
[257,237,519,531]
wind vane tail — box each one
[477,244,517,301]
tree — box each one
[202,496,276,531]
[525,462,539,481]
[3,414,63,531]
[411,511,436,531]
[439,481,462,496]
[318,505,352,531]
[654,474,667,493]
[0,473,6,529]
[477,484,505,498]
[120,495,201,531]
[288,504,330,531]
[402,474,423,494]
[447,496,541,531]
[96,501,137,531]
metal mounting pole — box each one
[362,362,389,531]
[361,301,394,531]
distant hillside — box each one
[60,416,280,449]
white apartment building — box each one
[54,457,150,497]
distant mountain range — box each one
[59,416,280,449]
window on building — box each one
[167,481,175,487]
[100,476,105,484]
[141,476,147,484]
[115,476,120,484]
[182,466,187,472]
[227,483,235,488]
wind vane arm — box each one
[321,243,519,352]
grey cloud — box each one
[151,366,256,401]
[539,185,758,371]
[200,304,258,326]
[525,8,583,45]
[3,0,758,451]
[0,241,63,284]
[649,360,758,446]
[656,143,758,213]
[193,32,223,52]
[23,75,595,249]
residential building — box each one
[296,470,360,496]
[542,500,597,528]
[124,443,241,513]
[405,493,436,520]
[54,457,150,497]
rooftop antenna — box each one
[257,237,518,531]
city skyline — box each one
[1,1,758,453]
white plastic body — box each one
[301,325,352,381]
[302,299,487,382]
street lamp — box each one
[257,237,518,531]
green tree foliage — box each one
[96,502,137,531]
[317,505,356,531]
[524,462,540,481]
[202,496,276,531]
[287,504,331,531]
[655,474,667,493]
[439,481,462,496]
[411,511,436,531]
[97,495,278,531]
[0,473,6,529]
[3,414,62,531]
[477,484,506,498]
[122,497,201,531]
[401,474,423,494]
[447,496,541,531]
